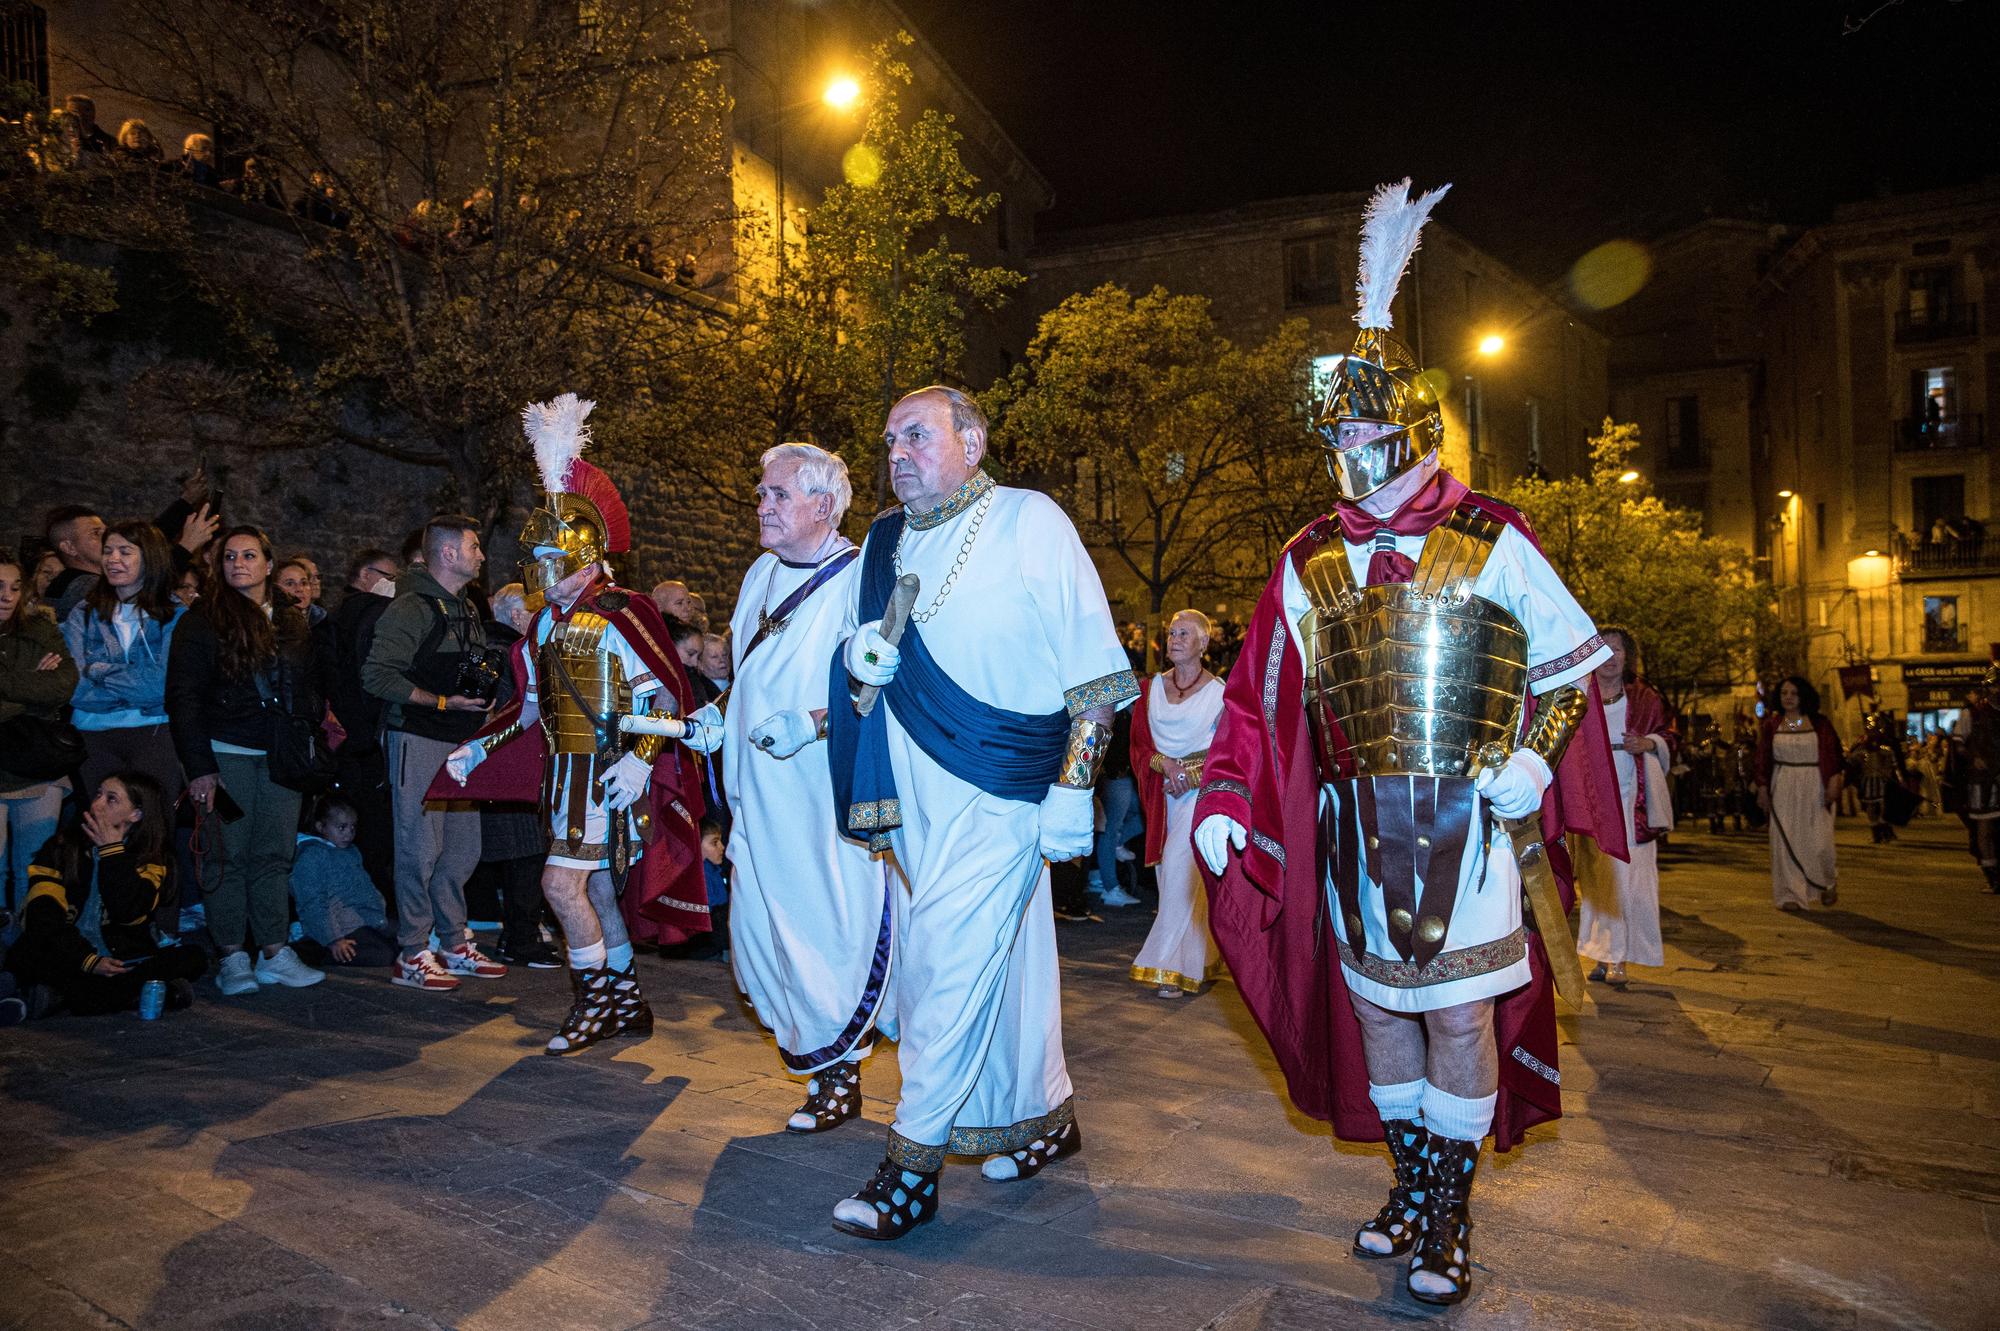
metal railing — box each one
[1894,303,1979,343]
[1896,413,1985,452]
[1895,530,2000,575]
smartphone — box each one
[114,955,153,968]
[213,787,247,823]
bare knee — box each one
[1423,1001,1494,1047]
[541,865,588,907]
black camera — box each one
[456,649,504,705]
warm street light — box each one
[1777,489,1794,499]
[1618,469,1641,484]
[823,75,861,110]
[1477,333,1505,356]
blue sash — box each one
[827,509,1069,844]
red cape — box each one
[427,580,710,944]
[1130,681,1169,866]
[1618,680,1678,845]
[1192,497,1628,1151]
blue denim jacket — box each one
[62,601,184,727]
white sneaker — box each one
[216,951,259,996]
[1114,846,1137,863]
[253,946,325,988]
[1099,886,1142,907]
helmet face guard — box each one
[518,494,607,610]
[1315,329,1445,501]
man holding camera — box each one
[363,514,505,992]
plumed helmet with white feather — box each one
[1316,179,1452,501]
[517,393,632,610]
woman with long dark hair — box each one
[165,526,326,994]
[3,771,207,1017]
[1756,675,1843,911]
[0,556,79,915]
[1572,626,1676,988]
[63,518,187,805]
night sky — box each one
[896,0,2000,279]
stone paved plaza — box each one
[2,817,1996,1330]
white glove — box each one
[1194,813,1247,876]
[601,750,652,811]
[1473,749,1553,820]
[680,704,725,755]
[843,625,900,687]
[1037,784,1095,862]
[750,708,818,759]
[445,739,487,786]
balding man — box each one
[823,386,1136,1239]
[651,579,694,623]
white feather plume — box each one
[1353,178,1451,331]
[522,393,596,494]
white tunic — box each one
[1132,674,1224,991]
[1280,523,1609,1013]
[722,548,892,1072]
[843,480,1135,1158]
[1575,694,1668,966]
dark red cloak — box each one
[427,580,710,944]
[1193,498,1627,1151]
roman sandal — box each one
[1353,1118,1429,1259]
[831,1157,938,1241]
[607,962,653,1039]
[546,967,620,1055]
[787,1062,862,1133]
[1406,1133,1481,1306]
[979,1119,1082,1182]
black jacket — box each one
[6,840,169,981]
[165,598,328,780]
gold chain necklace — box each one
[896,489,993,623]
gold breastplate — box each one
[1299,509,1528,781]
[538,612,631,754]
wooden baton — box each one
[854,574,920,718]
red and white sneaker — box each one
[393,950,461,992]
[443,942,508,980]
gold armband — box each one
[628,706,673,765]
[1181,750,1207,785]
[1057,717,1113,789]
[483,719,527,754]
[1147,753,1169,775]
[1521,683,1589,771]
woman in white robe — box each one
[1128,611,1224,997]
[1574,627,1673,989]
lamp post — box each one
[724,42,859,284]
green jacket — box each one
[0,611,79,787]
[361,565,487,734]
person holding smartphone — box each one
[3,771,207,1017]
[166,526,328,996]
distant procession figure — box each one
[824,385,1138,1240]
[1127,609,1224,997]
[1756,675,1842,912]
[1572,627,1674,988]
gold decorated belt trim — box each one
[1339,925,1528,989]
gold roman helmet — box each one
[1318,179,1452,501]
[518,394,631,611]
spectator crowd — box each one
[0,464,748,1024]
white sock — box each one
[1421,1085,1496,1143]
[604,942,634,971]
[568,940,607,970]
[1368,1077,1427,1124]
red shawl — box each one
[427,580,710,943]
[1614,680,1678,846]
[1755,713,1843,786]
[1129,675,1215,867]
[1192,497,1627,1151]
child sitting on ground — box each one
[701,818,730,960]
[290,796,397,968]
[4,771,207,1018]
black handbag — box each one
[0,713,86,781]
[254,662,334,794]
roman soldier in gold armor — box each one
[1192,182,1627,1307]
[438,395,717,1054]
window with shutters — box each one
[1,4,49,101]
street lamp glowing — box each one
[1477,333,1505,357]
[1777,489,1794,500]
[1617,469,1641,485]
[823,76,861,110]
[1864,549,1881,558]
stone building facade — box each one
[1758,181,2000,734]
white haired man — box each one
[686,442,888,1135]
[824,386,1136,1239]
